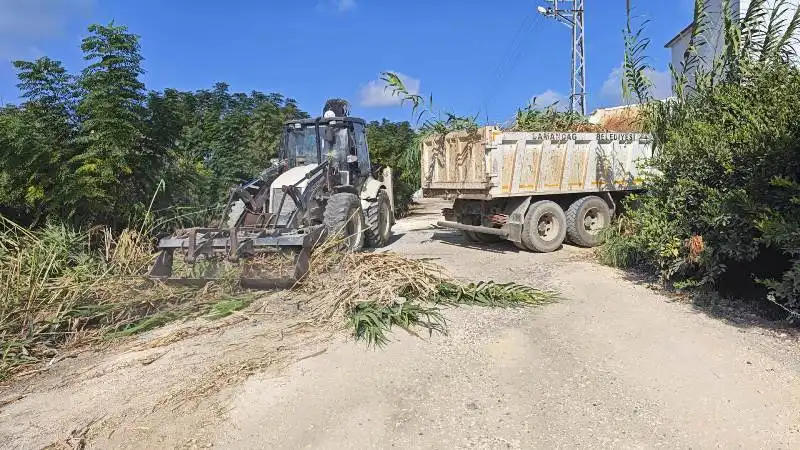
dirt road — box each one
[3,198,800,449]
[214,199,800,449]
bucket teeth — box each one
[148,225,324,290]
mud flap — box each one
[504,196,532,244]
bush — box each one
[602,0,800,318]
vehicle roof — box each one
[285,116,366,126]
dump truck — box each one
[424,128,653,252]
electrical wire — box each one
[479,13,543,123]
[476,13,534,122]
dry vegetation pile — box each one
[0,222,556,380]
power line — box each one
[477,11,535,117]
[480,13,541,122]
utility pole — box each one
[537,0,586,116]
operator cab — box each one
[282,116,371,186]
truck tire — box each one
[364,189,392,247]
[512,241,529,250]
[324,193,365,252]
[566,196,611,247]
[521,200,567,253]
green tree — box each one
[367,119,417,215]
[0,57,78,225]
[0,21,312,230]
[367,119,415,171]
[73,22,148,226]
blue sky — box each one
[0,0,694,124]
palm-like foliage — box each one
[512,100,601,132]
[350,281,556,348]
[607,0,800,317]
[433,281,558,307]
[380,71,479,192]
[622,10,653,104]
[350,301,447,347]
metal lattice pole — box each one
[572,0,586,116]
[538,0,587,116]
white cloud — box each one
[530,89,568,110]
[359,72,421,107]
[336,0,357,12]
[0,0,94,60]
[315,0,357,13]
[600,65,672,106]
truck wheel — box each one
[324,193,365,252]
[364,189,392,247]
[566,196,611,247]
[512,241,529,251]
[521,200,567,253]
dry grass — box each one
[296,237,557,346]
[155,236,557,408]
[1,220,556,380]
[0,218,251,380]
[300,241,446,324]
[598,110,645,132]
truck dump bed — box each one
[421,127,653,199]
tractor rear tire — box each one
[364,189,393,247]
[521,200,567,253]
[324,193,365,252]
[565,196,611,248]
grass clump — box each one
[510,101,604,132]
[205,296,254,320]
[0,217,246,379]
[349,301,447,348]
[346,279,557,348]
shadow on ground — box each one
[614,265,799,335]
[425,231,526,254]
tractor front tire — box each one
[364,189,393,247]
[324,193,365,252]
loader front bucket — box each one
[149,225,325,290]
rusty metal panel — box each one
[566,139,591,191]
[421,127,496,191]
[486,132,652,197]
[422,129,652,198]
